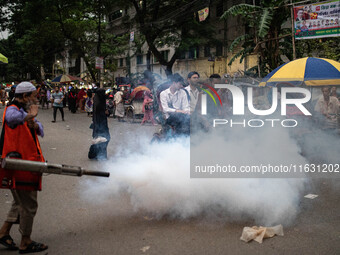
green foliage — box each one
[258,8,273,38]
[222,0,290,77]
[221,4,261,20]
[229,34,252,52]
[296,38,340,61]
[0,0,126,82]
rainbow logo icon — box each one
[198,83,223,107]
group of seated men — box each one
[159,72,340,135]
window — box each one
[119,58,124,67]
[154,50,169,62]
[162,50,169,61]
[216,43,223,57]
[179,51,186,59]
[137,55,143,65]
[204,46,210,58]
[188,47,199,59]
[126,57,130,67]
[109,10,123,22]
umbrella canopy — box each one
[260,57,340,87]
[0,53,8,64]
[51,74,83,83]
[129,86,150,99]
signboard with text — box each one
[294,0,339,40]
[95,57,104,69]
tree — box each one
[0,0,65,81]
[222,1,292,77]
[296,38,340,60]
[122,0,215,76]
[0,0,127,83]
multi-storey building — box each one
[107,0,257,81]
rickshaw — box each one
[125,86,150,123]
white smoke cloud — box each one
[83,124,311,226]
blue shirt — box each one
[5,106,44,137]
[52,91,64,107]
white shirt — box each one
[160,88,190,119]
[315,95,339,129]
[185,85,199,112]
[114,91,123,104]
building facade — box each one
[107,0,257,82]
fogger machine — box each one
[0,158,110,191]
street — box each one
[0,107,339,255]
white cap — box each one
[15,82,36,94]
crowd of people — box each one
[0,74,339,253]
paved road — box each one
[0,106,339,255]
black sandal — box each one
[0,235,19,250]
[19,241,48,254]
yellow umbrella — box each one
[0,53,8,64]
[260,57,340,87]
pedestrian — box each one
[114,89,125,122]
[88,88,110,160]
[85,89,93,117]
[77,88,86,112]
[51,86,65,122]
[46,88,51,108]
[106,94,115,117]
[314,87,339,130]
[62,87,67,108]
[0,86,7,106]
[39,84,48,109]
[8,85,16,103]
[0,81,48,253]
[141,90,156,125]
[68,87,77,113]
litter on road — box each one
[304,194,318,199]
[140,246,150,253]
[240,224,284,243]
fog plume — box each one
[83,124,313,226]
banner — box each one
[198,7,209,22]
[294,0,340,40]
[95,57,104,69]
[130,31,134,42]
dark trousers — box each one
[53,106,64,121]
[166,112,190,135]
[88,141,109,160]
[68,99,76,113]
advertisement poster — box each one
[130,31,134,42]
[95,56,104,69]
[294,0,340,39]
